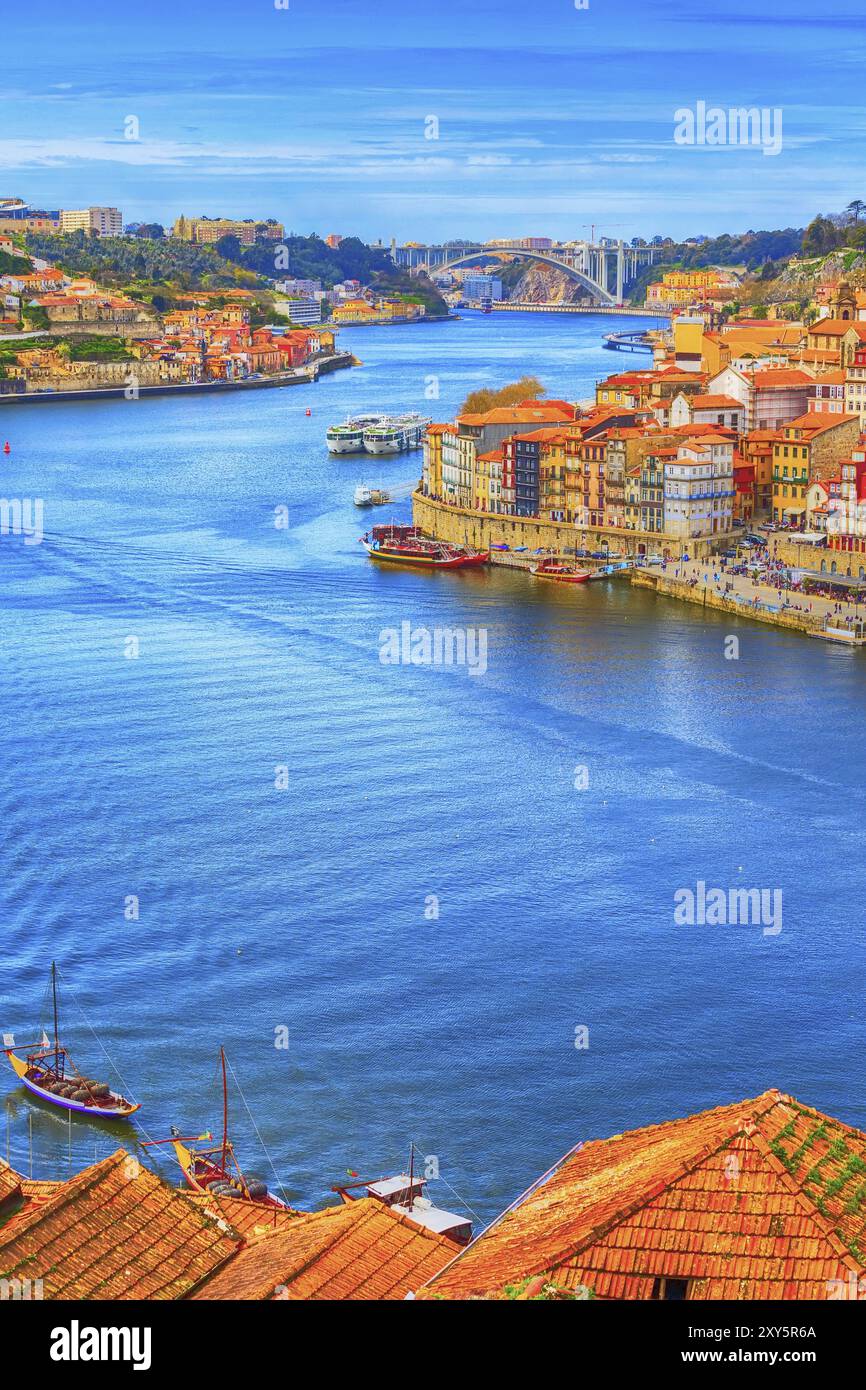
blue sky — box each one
[3,0,864,243]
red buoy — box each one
[305,408,312,416]
[3,442,10,455]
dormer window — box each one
[652,1277,691,1300]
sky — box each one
[2,0,864,244]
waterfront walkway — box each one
[636,558,866,642]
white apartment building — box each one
[663,439,735,539]
[441,427,461,507]
[60,207,123,236]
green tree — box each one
[801,216,841,258]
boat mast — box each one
[408,1141,415,1212]
[51,961,60,1071]
[220,1046,228,1174]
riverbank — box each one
[631,562,865,645]
[0,352,355,406]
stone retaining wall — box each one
[412,492,720,561]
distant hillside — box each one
[369,268,449,317]
[625,227,805,304]
[212,233,394,288]
[24,230,266,296]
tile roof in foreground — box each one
[420,1091,866,1301]
[0,1150,236,1300]
[191,1196,457,1301]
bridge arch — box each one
[428,247,617,306]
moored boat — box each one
[148,1047,288,1209]
[353,485,392,507]
[362,413,430,455]
[327,414,387,454]
[360,524,487,569]
[3,963,140,1120]
[333,1144,472,1245]
[530,558,592,584]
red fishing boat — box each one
[146,1047,287,1208]
[530,557,592,584]
[361,524,487,569]
[3,963,140,1120]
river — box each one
[1,308,864,1223]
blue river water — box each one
[1,309,864,1222]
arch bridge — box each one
[403,242,661,307]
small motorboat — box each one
[149,1047,288,1209]
[3,963,140,1119]
[333,1145,472,1245]
[530,558,592,584]
[354,486,392,507]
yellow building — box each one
[422,424,449,499]
[646,269,733,308]
[771,412,861,525]
[330,299,382,324]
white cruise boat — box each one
[326,414,387,454]
[353,485,373,506]
[362,413,430,455]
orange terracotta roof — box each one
[0,1162,21,1206]
[513,427,571,442]
[191,1198,457,1301]
[0,1150,236,1300]
[808,319,866,339]
[185,1191,299,1239]
[785,411,859,434]
[421,1091,866,1301]
[689,394,744,410]
[458,406,575,425]
[748,369,814,388]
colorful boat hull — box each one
[173,1139,288,1209]
[530,564,591,584]
[363,542,488,569]
[5,1050,140,1119]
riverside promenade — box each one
[0,352,354,406]
[633,558,866,644]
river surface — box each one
[1,309,864,1222]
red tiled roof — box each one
[689,394,744,410]
[749,369,814,388]
[784,412,859,435]
[0,1162,21,1206]
[186,1191,299,1240]
[421,1091,866,1301]
[0,1151,236,1300]
[458,405,575,426]
[191,1198,457,1301]
[808,319,866,339]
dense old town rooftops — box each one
[419,1091,866,1301]
[0,1151,457,1301]
[191,1198,458,1301]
